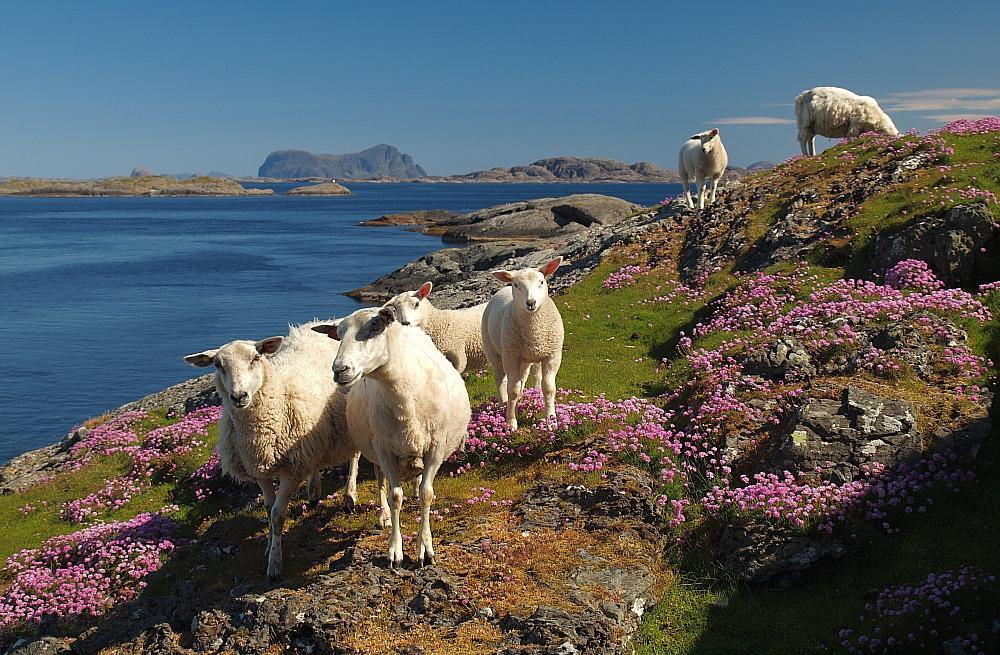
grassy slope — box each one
[1,130,998,652]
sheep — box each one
[384,281,544,387]
[183,321,361,582]
[482,256,564,431]
[384,281,488,373]
[795,86,899,156]
[678,128,729,209]
[312,306,471,568]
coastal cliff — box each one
[258,145,427,179]
[2,118,1000,655]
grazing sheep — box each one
[183,322,361,581]
[795,86,899,156]
[482,257,565,430]
[678,128,729,209]
[312,307,471,568]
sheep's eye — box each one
[251,354,261,364]
[214,361,223,371]
[414,301,420,307]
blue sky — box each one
[1,0,998,177]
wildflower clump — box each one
[0,513,180,634]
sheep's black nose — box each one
[526,300,537,310]
[400,320,410,326]
[230,392,248,404]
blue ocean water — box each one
[0,182,679,462]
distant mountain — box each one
[447,156,680,183]
[258,145,427,179]
[746,161,776,171]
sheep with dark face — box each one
[795,86,898,156]
[184,322,361,582]
[678,128,728,209]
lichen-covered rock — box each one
[867,202,996,286]
[775,387,920,482]
[744,336,815,381]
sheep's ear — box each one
[184,350,218,368]
[377,306,396,328]
[539,256,563,278]
[709,128,719,137]
[311,323,341,341]
[417,281,433,299]
[493,270,514,284]
[255,336,283,355]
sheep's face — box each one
[183,337,283,408]
[388,281,432,327]
[492,257,563,313]
[699,128,720,154]
[313,308,393,387]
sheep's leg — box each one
[343,451,360,511]
[504,359,532,431]
[529,362,542,389]
[306,472,322,506]
[708,176,720,206]
[682,177,694,209]
[541,355,561,420]
[381,465,405,568]
[267,475,298,583]
[375,467,391,528]
[258,479,276,558]
[697,177,707,210]
[487,349,508,404]
[417,458,442,567]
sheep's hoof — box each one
[421,552,435,567]
[267,572,282,584]
[343,495,356,512]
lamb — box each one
[183,321,361,581]
[312,306,471,568]
[384,281,488,373]
[795,86,899,156]
[482,257,565,430]
[384,281,544,386]
[678,128,729,209]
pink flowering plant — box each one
[0,512,181,634]
[834,567,999,654]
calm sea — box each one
[0,182,679,462]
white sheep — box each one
[384,281,544,387]
[384,282,489,373]
[678,128,729,209]
[312,306,471,568]
[795,86,899,156]
[183,321,361,581]
[482,257,564,430]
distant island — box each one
[258,144,427,179]
[255,146,772,183]
[0,176,271,197]
[286,181,351,195]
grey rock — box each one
[2,637,73,655]
[717,521,849,585]
[441,194,640,242]
[868,202,996,286]
[772,387,920,482]
[744,337,815,381]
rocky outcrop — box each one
[347,202,669,306]
[258,145,427,179]
[285,181,351,195]
[717,521,850,586]
[441,194,640,242]
[867,202,996,285]
[0,177,272,197]
[61,466,664,655]
[358,209,459,229]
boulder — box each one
[717,521,849,585]
[774,387,920,483]
[867,202,996,286]
[744,336,815,381]
[441,194,640,242]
